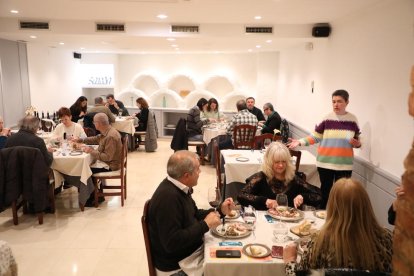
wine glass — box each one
[276,193,288,208]
[118,108,123,118]
[263,138,272,150]
[243,205,257,231]
[208,187,221,209]
[45,121,53,133]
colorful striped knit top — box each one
[299,112,360,171]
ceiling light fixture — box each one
[248,49,253,52]
[166,38,175,41]
[59,42,65,45]
[10,10,19,14]
[30,35,37,39]
[266,40,272,43]
[80,47,85,50]
[157,14,168,19]
[171,44,178,48]
[254,16,262,20]
[256,45,261,48]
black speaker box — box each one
[312,25,331,37]
[73,52,82,59]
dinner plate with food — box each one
[211,222,251,239]
[242,243,271,258]
[290,220,317,237]
[314,210,326,219]
[267,206,304,222]
[225,210,240,220]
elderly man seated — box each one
[76,113,122,206]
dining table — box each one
[50,146,96,205]
[221,149,319,199]
[203,210,325,276]
[112,116,136,135]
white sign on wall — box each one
[80,64,114,88]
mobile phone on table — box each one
[271,245,283,259]
[216,249,241,258]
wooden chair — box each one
[289,149,302,173]
[92,135,128,207]
[233,124,257,149]
[213,139,225,191]
[188,140,206,165]
[141,199,156,276]
[83,127,96,137]
[133,131,146,148]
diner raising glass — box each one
[208,187,221,209]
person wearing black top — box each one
[69,96,88,122]
[134,97,149,131]
[246,96,265,122]
[259,102,282,134]
[148,151,234,274]
[105,94,129,116]
[238,141,312,210]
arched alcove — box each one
[184,90,217,109]
[167,75,196,97]
[222,91,248,111]
[150,89,184,108]
[117,90,144,107]
[132,75,160,96]
[204,76,234,99]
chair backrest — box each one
[83,112,99,134]
[289,149,302,172]
[233,124,257,149]
[141,199,156,276]
[121,135,128,174]
[254,133,275,150]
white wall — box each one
[277,0,414,177]
[27,46,83,113]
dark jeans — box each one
[317,167,352,209]
[218,135,233,150]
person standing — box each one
[289,89,361,208]
[148,150,234,275]
[69,96,88,123]
[259,102,282,134]
[105,94,129,116]
[246,97,265,122]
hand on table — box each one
[82,146,93,153]
[293,195,304,209]
[204,211,221,229]
[283,243,297,263]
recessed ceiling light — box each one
[266,40,272,43]
[30,35,37,39]
[166,38,175,41]
[10,10,19,14]
[174,48,180,51]
[157,14,168,19]
[171,44,178,48]
[254,16,262,20]
[80,47,85,50]
[59,42,65,45]
[248,49,253,52]
[256,45,261,48]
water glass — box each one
[276,194,288,207]
[243,206,256,230]
[273,222,289,243]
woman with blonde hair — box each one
[284,178,393,274]
[237,142,315,210]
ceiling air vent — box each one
[96,23,125,32]
[245,26,273,34]
[171,25,199,33]
[19,21,49,30]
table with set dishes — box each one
[203,123,228,145]
[203,210,325,276]
[221,149,319,199]
[112,116,136,135]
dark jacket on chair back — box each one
[170,118,188,151]
[0,146,50,213]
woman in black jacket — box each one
[70,96,88,122]
[238,142,314,210]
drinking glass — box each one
[263,138,272,150]
[276,193,288,208]
[243,205,257,230]
[118,109,123,118]
[45,121,52,133]
[273,222,289,243]
[207,187,221,209]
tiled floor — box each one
[0,139,216,276]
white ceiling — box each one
[0,0,384,54]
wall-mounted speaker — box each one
[73,52,82,59]
[312,24,331,37]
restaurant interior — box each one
[0,0,413,275]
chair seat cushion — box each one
[93,170,121,177]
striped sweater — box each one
[299,112,360,171]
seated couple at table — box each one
[237,142,322,210]
[283,178,393,275]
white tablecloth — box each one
[203,211,324,276]
[51,151,93,187]
[112,117,136,134]
[222,149,319,186]
[203,126,227,144]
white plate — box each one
[236,157,249,162]
[69,151,83,156]
[165,124,175,128]
[242,244,271,258]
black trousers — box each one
[317,167,352,209]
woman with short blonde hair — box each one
[238,142,315,210]
[284,178,393,274]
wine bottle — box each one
[47,112,50,119]
[42,112,44,119]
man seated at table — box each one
[258,102,282,135]
[246,97,265,122]
[77,113,122,205]
[105,94,129,116]
[5,115,53,166]
[148,150,234,275]
[88,97,115,123]
[219,99,258,149]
